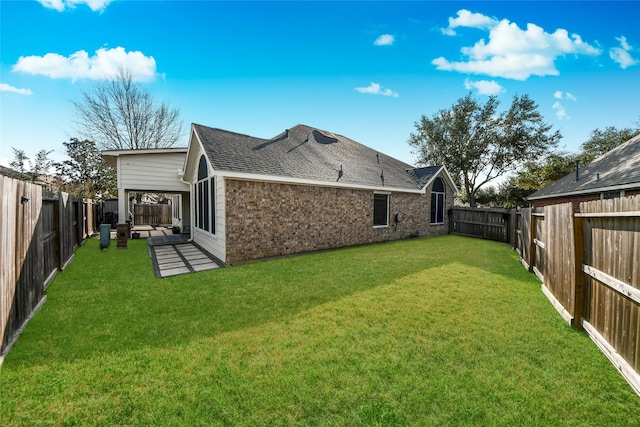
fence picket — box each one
[451,197,640,395]
[1,177,94,361]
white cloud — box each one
[441,9,498,36]
[619,36,632,51]
[434,11,601,80]
[354,82,399,98]
[37,0,113,12]
[374,34,394,46]
[463,78,504,96]
[553,91,577,101]
[12,47,157,82]
[610,36,638,69]
[552,101,568,120]
[0,83,33,95]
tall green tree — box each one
[496,123,639,207]
[409,93,561,207]
[30,149,54,183]
[579,125,640,164]
[497,152,579,208]
[56,138,117,198]
[9,148,29,180]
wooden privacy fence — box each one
[1,175,94,361]
[133,203,171,226]
[512,196,640,395]
[449,207,511,242]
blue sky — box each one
[1,1,639,173]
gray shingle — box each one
[194,123,439,191]
[528,133,640,200]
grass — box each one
[1,235,638,426]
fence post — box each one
[58,192,63,271]
[528,211,537,272]
[509,210,515,248]
[573,215,585,330]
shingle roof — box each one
[407,166,443,188]
[194,123,441,191]
[528,133,640,200]
[0,165,23,179]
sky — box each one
[1,0,639,176]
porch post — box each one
[117,187,128,224]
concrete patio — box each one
[103,225,224,278]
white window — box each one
[195,155,215,234]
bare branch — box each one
[72,67,183,150]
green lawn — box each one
[1,235,638,426]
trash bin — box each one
[116,223,129,249]
[100,223,111,249]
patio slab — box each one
[149,242,224,278]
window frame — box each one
[195,155,216,235]
[373,193,390,228]
[430,177,445,225]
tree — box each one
[408,93,561,207]
[10,148,29,179]
[30,149,54,183]
[495,123,639,207]
[71,68,183,150]
[56,138,117,198]
[497,152,579,208]
[579,125,640,164]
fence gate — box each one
[42,192,59,286]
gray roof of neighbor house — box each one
[528,133,640,200]
[193,123,447,191]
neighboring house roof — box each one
[528,133,640,201]
[0,165,24,179]
[191,123,457,194]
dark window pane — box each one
[197,155,208,181]
[197,182,204,229]
[431,178,445,224]
[437,193,444,223]
[203,180,209,232]
[430,193,437,223]
[432,177,444,193]
[373,194,388,226]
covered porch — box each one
[101,147,191,236]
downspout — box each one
[178,170,194,243]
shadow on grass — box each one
[4,235,539,367]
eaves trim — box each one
[215,170,424,194]
[527,182,640,200]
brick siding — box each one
[224,178,453,263]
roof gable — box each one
[528,133,640,200]
[193,123,444,192]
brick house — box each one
[528,133,640,212]
[181,123,458,264]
